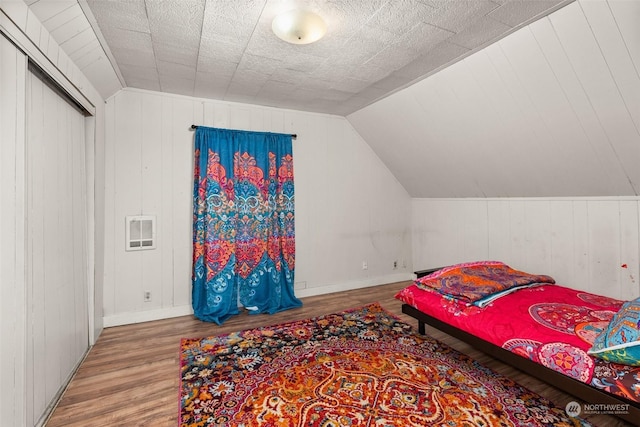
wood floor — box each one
[46,281,633,427]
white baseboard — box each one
[103,305,193,328]
[102,272,415,328]
[294,273,414,298]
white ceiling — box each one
[27,0,570,116]
[349,0,640,197]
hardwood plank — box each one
[46,281,631,426]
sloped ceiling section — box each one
[77,0,568,115]
[348,0,640,198]
[23,0,122,99]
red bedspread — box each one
[397,283,640,403]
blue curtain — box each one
[192,127,302,324]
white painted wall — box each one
[25,68,90,427]
[0,32,27,427]
[348,0,640,198]
[2,0,106,340]
[412,197,640,301]
[102,88,413,326]
[1,3,106,426]
[3,10,639,427]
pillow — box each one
[588,297,640,366]
[414,260,555,305]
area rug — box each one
[179,303,590,426]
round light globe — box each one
[272,10,327,45]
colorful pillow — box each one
[414,260,555,305]
[588,297,640,366]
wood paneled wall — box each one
[0,32,27,427]
[348,0,640,199]
[413,197,640,301]
[25,69,90,427]
[1,4,105,425]
[102,89,414,326]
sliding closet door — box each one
[26,65,90,426]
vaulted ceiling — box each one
[349,0,640,197]
[27,0,569,115]
[23,0,640,198]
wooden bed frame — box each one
[401,268,640,425]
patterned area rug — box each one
[179,303,591,426]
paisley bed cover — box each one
[396,279,640,404]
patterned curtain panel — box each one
[192,127,302,324]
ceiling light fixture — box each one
[272,10,327,45]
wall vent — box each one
[125,215,156,251]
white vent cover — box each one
[125,215,156,251]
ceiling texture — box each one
[27,0,571,116]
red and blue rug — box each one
[179,303,590,426]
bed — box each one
[396,261,640,425]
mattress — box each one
[397,283,640,404]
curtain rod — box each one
[190,125,297,140]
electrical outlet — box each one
[144,291,152,302]
[362,261,368,270]
[393,260,398,269]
